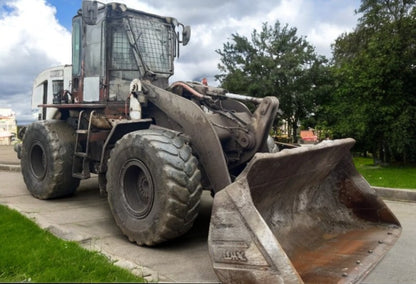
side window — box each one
[52,80,64,103]
[85,24,102,76]
[52,80,63,95]
[72,18,82,77]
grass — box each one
[0,205,145,283]
[353,156,416,189]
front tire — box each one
[21,120,80,199]
[107,129,202,246]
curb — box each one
[0,163,21,172]
[373,186,416,202]
[1,163,415,202]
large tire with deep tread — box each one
[107,129,202,246]
[21,120,80,199]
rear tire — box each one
[21,120,80,199]
[107,129,202,246]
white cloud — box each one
[169,0,357,85]
[100,0,160,15]
[0,0,71,121]
[0,0,360,121]
[263,0,358,56]
[0,0,71,65]
[308,23,348,56]
[266,0,305,25]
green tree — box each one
[216,22,329,142]
[327,0,416,163]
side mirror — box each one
[82,0,98,25]
[182,25,191,46]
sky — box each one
[0,0,361,123]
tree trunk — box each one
[292,121,298,143]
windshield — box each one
[126,14,175,75]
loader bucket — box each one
[208,138,401,284]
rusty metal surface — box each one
[39,103,107,109]
[208,139,401,283]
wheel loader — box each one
[15,1,401,283]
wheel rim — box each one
[121,159,154,219]
[30,142,47,180]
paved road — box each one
[362,200,416,284]
[0,170,415,283]
[0,145,19,165]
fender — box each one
[141,81,232,193]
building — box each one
[0,108,17,145]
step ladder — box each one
[72,110,95,179]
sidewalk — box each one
[0,145,20,172]
[0,145,19,164]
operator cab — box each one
[72,1,190,103]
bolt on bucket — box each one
[208,138,401,284]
